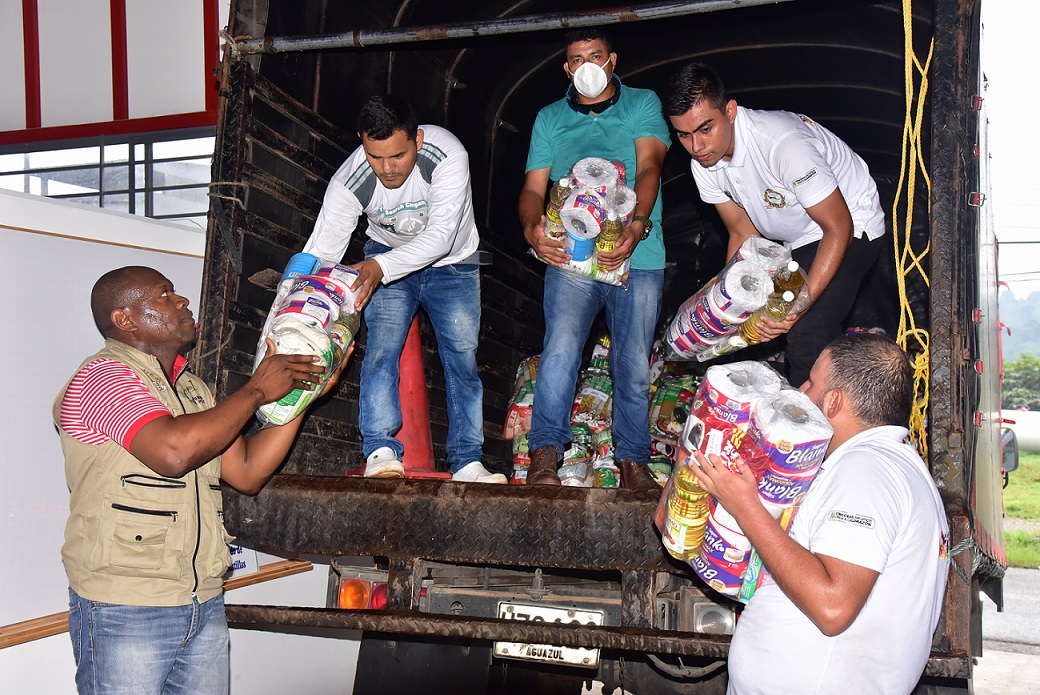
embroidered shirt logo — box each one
[799,114,817,127]
[141,368,167,393]
[792,168,818,187]
[724,190,745,209]
[827,510,875,528]
[763,188,787,209]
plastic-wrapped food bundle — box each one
[656,362,780,565]
[571,338,612,427]
[254,256,360,427]
[667,260,771,359]
[535,157,638,286]
[563,423,594,466]
[594,464,615,491]
[649,374,698,444]
[504,356,539,439]
[559,461,593,487]
[653,360,833,599]
[512,432,530,467]
[666,237,792,361]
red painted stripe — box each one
[21,0,41,129]
[0,110,218,146]
[110,0,129,120]
[203,0,219,113]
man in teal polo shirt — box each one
[517,28,669,490]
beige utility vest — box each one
[53,339,232,606]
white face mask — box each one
[571,60,610,99]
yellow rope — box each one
[893,0,934,457]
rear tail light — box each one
[336,573,389,609]
[370,582,388,610]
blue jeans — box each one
[528,266,664,462]
[360,240,484,472]
[68,589,229,695]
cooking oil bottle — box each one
[662,459,711,561]
[544,177,574,240]
[739,290,796,344]
[596,210,623,258]
[773,260,805,294]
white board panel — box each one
[127,0,207,118]
[36,0,113,127]
[0,195,203,626]
[0,0,27,131]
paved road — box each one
[975,567,1040,694]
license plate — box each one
[494,602,603,668]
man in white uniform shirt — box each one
[693,333,950,694]
[665,61,886,386]
[304,94,505,483]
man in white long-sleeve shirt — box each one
[304,94,505,483]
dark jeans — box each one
[787,234,884,387]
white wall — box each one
[0,190,206,628]
[227,560,360,694]
[0,191,359,693]
[0,562,359,695]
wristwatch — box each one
[633,215,653,240]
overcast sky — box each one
[982,2,1040,299]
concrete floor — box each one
[976,567,1040,693]
[975,648,1040,694]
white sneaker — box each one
[452,461,508,484]
[364,447,404,479]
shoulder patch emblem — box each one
[799,114,817,126]
[827,510,875,528]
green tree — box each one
[1003,353,1040,410]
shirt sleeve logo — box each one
[724,190,745,210]
[791,168,818,188]
[827,510,875,528]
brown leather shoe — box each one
[618,459,661,492]
[527,446,562,485]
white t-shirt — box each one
[691,107,885,249]
[303,124,480,283]
[728,426,950,695]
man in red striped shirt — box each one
[54,266,343,695]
